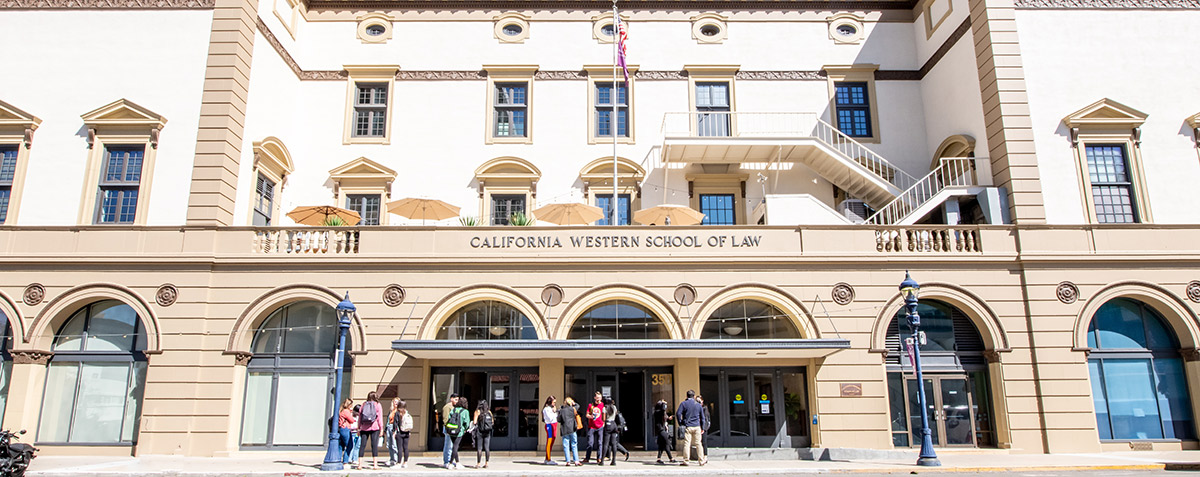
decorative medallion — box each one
[155,284,179,307]
[541,284,564,307]
[831,282,855,305]
[1187,281,1200,303]
[1056,281,1079,304]
[673,284,697,306]
[382,284,405,307]
[22,283,45,306]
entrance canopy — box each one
[393,338,849,360]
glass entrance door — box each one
[429,367,539,451]
[564,367,672,450]
[896,375,978,447]
[700,367,809,448]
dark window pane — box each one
[700,194,735,225]
[1085,145,1137,223]
[834,82,872,137]
[567,300,667,340]
[435,300,537,340]
[346,194,380,225]
[491,194,525,225]
[594,194,630,225]
[0,145,17,182]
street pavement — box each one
[23,450,1200,476]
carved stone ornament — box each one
[234,352,253,366]
[736,70,825,81]
[983,350,1002,363]
[831,282,855,305]
[673,284,697,306]
[1015,0,1200,7]
[397,70,486,81]
[23,283,45,306]
[12,350,53,365]
[1186,281,1200,303]
[155,284,179,307]
[534,70,586,80]
[1056,281,1079,304]
[1180,348,1200,362]
[382,284,406,307]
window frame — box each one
[1064,98,1153,224]
[687,173,747,225]
[1083,144,1139,224]
[77,99,165,226]
[341,66,398,145]
[484,66,537,145]
[685,65,738,138]
[1073,136,1152,224]
[824,65,881,143]
[0,100,39,226]
[585,65,637,144]
[248,137,293,227]
[328,156,396,225]
[253,173,275,226]
[474,156,540,225]
[345,193,382,226]
[93,145,145,225]
[490,194,526,226]
[833,82,873,139]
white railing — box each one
[874,226,983,253]
[865,157,977,225]
[660,111,917,192]
[254,229,360,254]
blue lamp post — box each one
[321,292,355,471]
[900,272,940,467]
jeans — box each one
[442,429,453,465]
[562,431,579,463]
[339,428,354,463]
[350,433,361,463]
[385,424,398,463]
[584,427,603,461]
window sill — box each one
[344,136,390,145]
[486,136,533,145]
[847,135,879,144]
[588,136,636,145]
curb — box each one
[832,463,1167,473]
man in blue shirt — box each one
[674,390,706,466]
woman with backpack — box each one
[392,399,413,468]
[601,397,620,466]
[356,391,384,470]
[444,398,470,469]
[472,400,494,468]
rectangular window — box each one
[700,193,735,225]
[95,145,144,224]
[345,194,381,226]
[353,83,388,138]
[494,83,528,137]
[835,82,872,137]
[695,82,731,137]
[595,82,629,138]
[594,194,631,225]
[253,173,275,227]
[491,194,525,225]
[0,145,16,224]
[1085,144,1138,224]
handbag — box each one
[575,412,583,430]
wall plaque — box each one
[839,383,863,397]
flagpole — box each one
[611,0,619,226]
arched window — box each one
[700,300,801,339]
[241,301,349,448]
[436,301,537,340]
[0,317,11,425]
[38,300,147,444]
[1087,298,1195,440]
[568,300,667,339]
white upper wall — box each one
[1018,9,1200,224]
[0,10,212,226]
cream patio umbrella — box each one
[532,202,605,225]
[386,197,461,225]
[286,205,362,226]
[633,205,706,226]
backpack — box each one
[361,401,378,426]
[446,407,464,436]
[479,410,494,434]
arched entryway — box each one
[37,300,148,444]
[1085,298,1195,440]
[239,300,349,449]
[884,299,997,448]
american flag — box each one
[616,15,629,82]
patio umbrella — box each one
[633,205,705,226]
[387,197,461,225]
[532,202,605,225]
[286,205,361,226]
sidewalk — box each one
[24,450,1200,476]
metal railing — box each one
[660,111,918,192]
[865,157,977,225]
[874,226,983,253]
[254,228,360,254]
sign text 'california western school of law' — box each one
[470,234,763,249]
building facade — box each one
[1,0,1199,458]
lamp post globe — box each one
[900,272,940,467]
[321,292,355,471]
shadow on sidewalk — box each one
[272,460,320,469]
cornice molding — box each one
[1014,0,1199,8]
[1,0,213,8]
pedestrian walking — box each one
[582,392,605,464]
[385,398,401,466]
[557,396,582,466]
[357,391,384,470]
[698,395,711,464]
[675,389,706,466]
[653,399,676,464]
[472,399,494,468]
[394,400,413,468]
[444,396,470,469]
[542,396,559,465]
[601,397,621,466]
[338,399,355,464]
[441,394,459,468]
